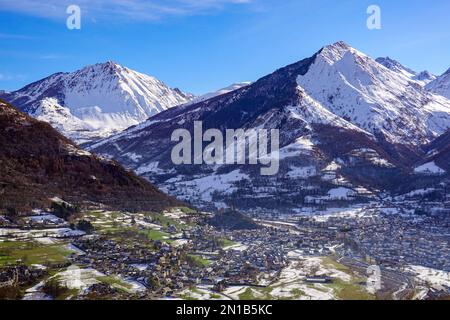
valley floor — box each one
[0,200,449,300]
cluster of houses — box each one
[345,211,450,271]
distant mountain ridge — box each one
[0,61,193,143]
[188,82,252,105]
[375,56,436,85]
[427,68,450,100]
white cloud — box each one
[0,0,254,21]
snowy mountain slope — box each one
[31,98,97,142]
[0,61,192,143]
[427,68,450,100]
[376,57,416,78]
[376,57,436,85]
[296,42,450,145]
[414,161,445,175]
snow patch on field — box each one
[54,267,103,290]
[124,152,142,162]
[223,243,248,252]
[266,252,353,300]
[414,161,445,175]
[323,161,342,171]
[311,206,370,222]
[286,165,317,179]
[162,170,250,203]
[407,265,450,289]
[279,136,315,159]
[0,228,84,239]
[223,252,360,300]
[136,161,165,175]
[327,187,357,200]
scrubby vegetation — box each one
[42,277,75,300]
[0,99,181,213]
[208,209,260,230]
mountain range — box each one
[0,61,193,143]
[85,41,450,213]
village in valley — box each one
[1,186,449,301]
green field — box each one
[143,212,194,230]
[218,238,237,248]
[90,222,175,250]
[321,257,375,300]
[144,229,172,242]
[0,241,73,266]
[187,254,211,268]
[96,275,135,293]
[178,207,197,214]
[238,288,258,300]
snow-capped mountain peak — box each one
[296,42,450,144]
[62,61,192,117]
[415,70,436,83]
[0,62,193,143]
[317,41,363,64]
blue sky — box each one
[1,0,450,94]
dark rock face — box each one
[0,99,180,212]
